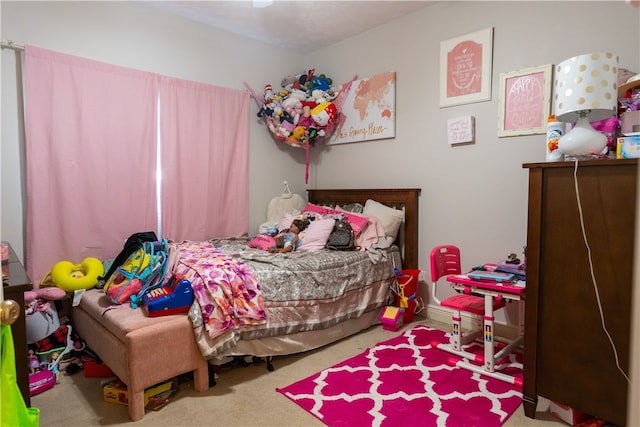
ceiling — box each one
[140,1,437,53]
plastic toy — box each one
[143,275,194,317]
[29,369,55,396]
[49,257,104,291]
[380,306,404,331]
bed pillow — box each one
[277,212,298,233]
[297,218,335,252]
[363,199,404,244]
[304,203,369,237]
[302,202,330,215]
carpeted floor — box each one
[31,317,565,426]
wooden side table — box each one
[3,244,33,407]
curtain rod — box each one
[1,39,25,51]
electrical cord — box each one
[573,159,631,384]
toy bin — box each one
[396,269,420,322]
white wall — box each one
[2,1,639,322]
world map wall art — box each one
[329,71,396,145]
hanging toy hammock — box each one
[244,70,357,183]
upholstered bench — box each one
[72,289,209,421]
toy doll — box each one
[268,218,309,254]
[48,352,60,383]
[28,349,40,374]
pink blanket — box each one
[175,241,266,339]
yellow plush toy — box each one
[49,257,104,291]
[287,126,306,147]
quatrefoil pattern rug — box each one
[277,324,523,427]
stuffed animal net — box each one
[244,70,357,183]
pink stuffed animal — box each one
[24,287,67,315]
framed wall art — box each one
[329,71,396,145]
[439,27,494,108]
[498,64,553,137]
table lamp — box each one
[554,52,618,156]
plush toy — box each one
[287,126,306,147]
[297,103,315,129]
[308,74,332,92]
[311,89,332,104]
[24,287,67,307]
[288,88,308,102]
[49,257,104,292]
[282,97,303,119]
[280,75,297,91]
[278,120,295,138]
[311,102,338,127]
[263,84,274,102]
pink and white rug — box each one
[277,324,523,427]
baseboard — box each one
[424,305,520,340]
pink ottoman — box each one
[72,289,209,421]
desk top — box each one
[447,273,525,296]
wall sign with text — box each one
[447,116,475,145]
[498,64,552,137]
[439,27,494,108]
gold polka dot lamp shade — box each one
[554,52,618,123]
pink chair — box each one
[430,245,505,351]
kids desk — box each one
[438,273,525,385]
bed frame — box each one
[307,188,421,269]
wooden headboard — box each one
[307,188,421,269]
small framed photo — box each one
[439,27,494,108]
[498,64,553,137]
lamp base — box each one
[557,116,607,156]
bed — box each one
[183,188,420,364]
[72,188,420,421]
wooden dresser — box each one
[3,244,33,407]
[522,159,637,426]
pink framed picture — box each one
[498,64,553,137]
[439,27,494,108]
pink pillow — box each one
[277,213,297,232]
[297,218,335,252]
[304,203,369,237]
[302,202,329,215]
[334,207,369,237]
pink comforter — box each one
[175,241,266,339]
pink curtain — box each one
[158,76,249,241]
[25,46,158,282]
[24,46,250,283]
